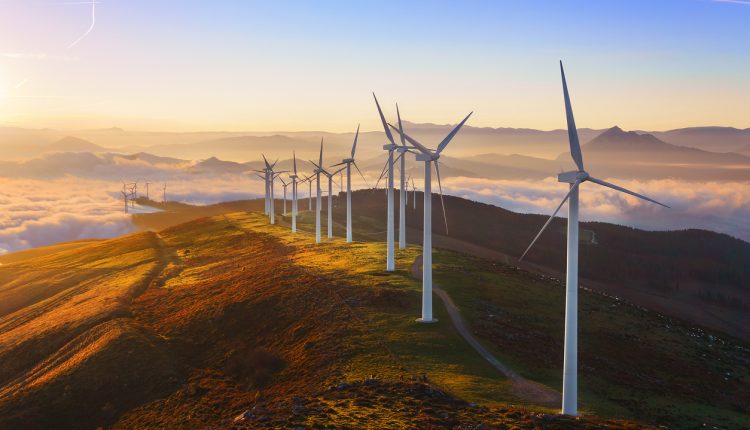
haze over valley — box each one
[1,123,749,254]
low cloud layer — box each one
[1,174,748,255]
[442,176,750,241]
[0,176,265,254]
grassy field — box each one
[0,207,744,428]
[287,208,750,429]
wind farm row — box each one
[123,62,670,417]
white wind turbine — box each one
[289,151,300,233]
[395,104,411,249]
[331,125,369,242]
[373,93,398,271]
[254,166,269,216]
[280,177,289,216]
[410,176,417,209]
[311,159,346,240]
[520,61,669,416]
[262,155,281,225]
[390,111,473,323]
[310,139,324,243]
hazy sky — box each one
[0,0,748,132]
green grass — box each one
[430,249,750,429]
[224,212,527,407]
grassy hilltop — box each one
[0,208,747,429]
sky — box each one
[0,0,749,132]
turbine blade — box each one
[388,122,433,156]
[374,157,389,189]
[293,151,297,174]
[262,154,270,169]
[434,161,449,235]
[588,176,670,208]
[560,61,584,171]
[353,161,370,188]
[373,93,396,145]
[319,138,324,166]
[393,150,404,167]
[519,180,581,261]
[330,161,347,167]
[396,103,406,147]
[351,124,360,158]
[436,111,473,155]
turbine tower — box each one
[390,111,473,323]
[311,160,345,240]
[310,139,324,243]
[373,93,397,271]
[280,177,289,216]
[331,125,369,243]
[395,104,410,249]
[162,183,167,203]
[520,61,669,416]
[262,155,285,225]
[121,184,129,213]
[290,151,299,233]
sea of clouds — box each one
[1,173,748,255]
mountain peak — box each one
[588,126,667,149]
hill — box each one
[328,189,750,342]
[0,212,655,429]
[1,211,747,428]
[132,191,750,342]
[46,136,106,153]
[650,126,750,153]
[553,126,750,180]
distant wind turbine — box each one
[519,61,669,416]
[121,183,129,213]
[289,151,300,233]
[310,140,324,243]
[373,93,397,271]
[391,110,473,323]
[331,124,369,243]
[280,177,289,216]
[311,159,345,240]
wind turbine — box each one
[162,183,167,203]
[411,177,417,209]
[280,177,289,216]
[255,160,270,216]
[145,182,151,200]
[519,61,669,416]
[310,139,324,243]
[331,125,369,242]
[373,93,397,271]
[390,110,473,323]
[311,159,345,240]
[121,184,129,213]
[395,104,410,250]
[289,151,300,233]
[262,155,277,224]
[301,174,313,211]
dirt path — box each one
[410,255,561,408]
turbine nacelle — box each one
[558,170,588,184]
[415,153,435,162]
[382,143,399,151]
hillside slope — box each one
[0,211,662,429]
[2,211,747,428]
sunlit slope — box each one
[0,211,654,429]
[0,231,177,428]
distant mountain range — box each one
[3,123,750,162]
[1,125,749,181]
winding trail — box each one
[411,255,561,408]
